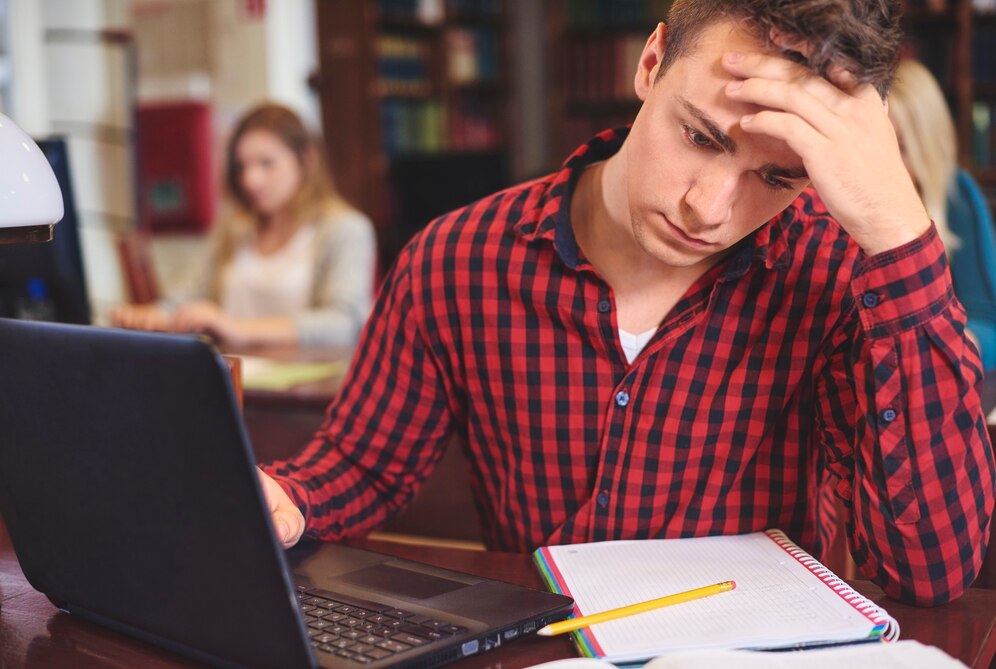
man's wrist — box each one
[850,224,951,337]
[849,212,933,257]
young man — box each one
[259,0,995,606]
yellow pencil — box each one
[536,580,736,637]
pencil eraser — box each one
[731,580,737,589]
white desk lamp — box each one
[0,112,63,244]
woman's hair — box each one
[208,103,354,298]
[656,0,903,99]
[889,59,959,251]
[223,102,349,228]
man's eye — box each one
[761,173,791,190]
[683,125,715,149]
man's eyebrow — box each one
[759,163,809,181]
[678,96,737,154]
[677,96,809,181]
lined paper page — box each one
[543,532,880,660]
[641,640,966,669]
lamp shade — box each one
[0,113,63,233]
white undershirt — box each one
[220,224,317,319]
[619,326,657,364]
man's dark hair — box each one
[655,0,903,99]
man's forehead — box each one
[678,19,773,61]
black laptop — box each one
[0,318,573,669]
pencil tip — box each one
[536,626,552,636]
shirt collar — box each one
[514,126,793,273]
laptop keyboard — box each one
[296,585,468,664]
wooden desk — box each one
[1,524,994,669]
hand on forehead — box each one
[764,27,860,93]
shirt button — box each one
[597,299,611,313]
[615,390,630,407]
[596,491,610,508]
[881,408,898,423]
[862,292,879,308]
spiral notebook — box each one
[533,529,899,664]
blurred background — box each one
[0,0,992,323]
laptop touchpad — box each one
[343,564,469,600]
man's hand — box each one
[257,467,305,548]
[722,37,932,256]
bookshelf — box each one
[547,0,673,160]
[900,1,996,203]
[969,9,996,197]
[314,0,510,267]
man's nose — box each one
[685,166,738,228]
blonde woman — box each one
[890,59,996,372]
[111,103,377,348]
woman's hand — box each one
[108,303,171,331]
[171,300,241,343]
[170,302,298,348]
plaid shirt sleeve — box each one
[262,242,456,539]
[815,223,996,606]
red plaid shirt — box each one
[266,128,995,605]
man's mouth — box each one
[663,215,714,248]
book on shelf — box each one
[377,35,432,97]
[902,32,955,89]
[533,529,899,664]
[380,97,499,156]
[565,35,645,105]
[448,99,500,150]
[380,99,446,156]
[973,100,993,168]
[378,0,440,23]
[446,27,500,84]
[565,0,674,29]
[972,23,996,86]
[378,0,501,22]
[901,0,953,11]
[445,0,501,19]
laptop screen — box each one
[0,319,573,669]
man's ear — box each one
[634,22,668,101]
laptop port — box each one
[483,634,501,650]
[461,640,479,656]
[502,627,520,640]
[522,621,536,634]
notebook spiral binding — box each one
[765,529,901,642]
